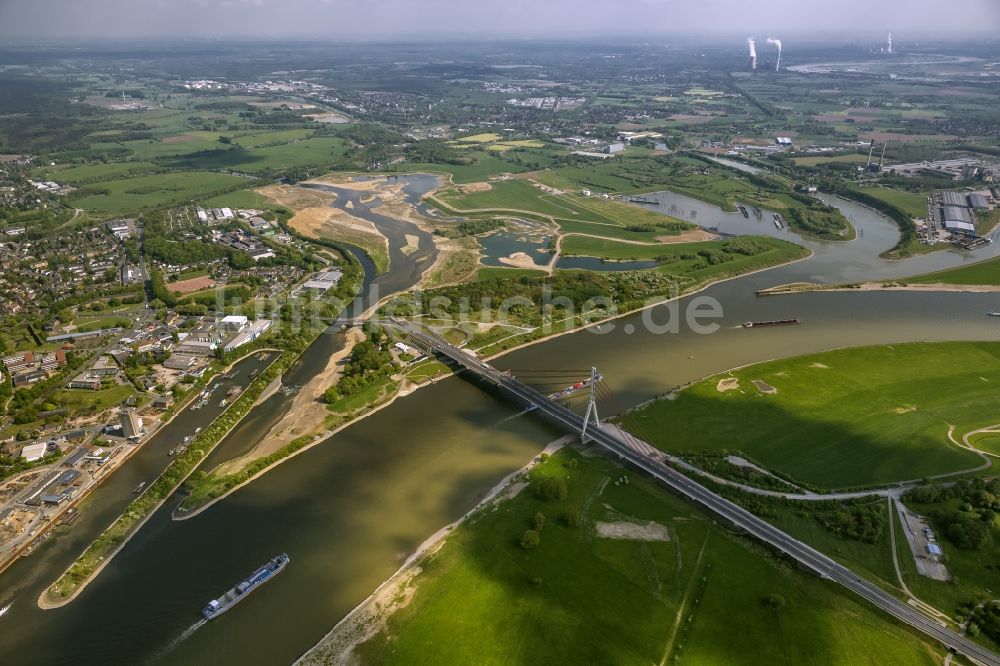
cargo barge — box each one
[742,319,801,328]
[202,554,289,620]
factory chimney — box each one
[767,38,782,71]
[747,38,757,70]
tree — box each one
[533,512,546,532]
[561,507,581,527]
[765,593,786,610]
[520,529,540,550]
[536,476,567,501]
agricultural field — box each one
[628,342,993,489]
[353,449,941,666]
[67,171,251,211]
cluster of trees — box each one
[405,139,472,166]
[967,601,1000,643]
[436,218,505,238]
[816,503,885,544]
[322,327,398,404]
[786,203,851,240]
[6,351,84,424]
[906,478,998,550]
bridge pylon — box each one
[580,366,600,443]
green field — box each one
[163,136,347,173]
[629,342,991,489]
[36,161,161,184]
[435,179,690,240]
[68,171,250,211]
[354,449,940,665]
[859,187,928,219]
[558,236,804,282]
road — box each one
[396,320,1000,666]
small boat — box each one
[133,481,147,494]
[988,312,1000,317]
[0,603,11,618]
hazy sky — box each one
[1,0,998,40]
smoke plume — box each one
[766,37,782,71]
[747,37,756,69]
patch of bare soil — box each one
[657,228,718,244]
[595,520,671,542]
[752,379,777,394]
[212,327,365,477]
[716,377,739,392]
[459,182,492,193]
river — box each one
[1,174,998,665]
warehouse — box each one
[969,193,990,210]
[942,191,968,207]
[941,205,975,235]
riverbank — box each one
[170,242,814,521]
[758,281,1000,296]
[37,349,282,609]
[294,435,570,666]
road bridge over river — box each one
[391,318,1000,666]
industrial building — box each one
[20,441,49,462]
[120,410,144,440]
[940,205,975,235]
[969,193,990,210]
[300,269,343,292]
[942,191,969,208]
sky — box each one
[1,0,998,40]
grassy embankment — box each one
[629,342,993,490]
[351,449,941,665]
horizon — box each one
[2,0,999,41]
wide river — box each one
[1,175,999,665]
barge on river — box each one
[202,554,289,620]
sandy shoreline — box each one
[293,436,571,666]
[760,281,1000,296]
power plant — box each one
[766,37,782,71]
[864,140,887,172]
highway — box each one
[396,320,1000,666]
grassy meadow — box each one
[628,342,993,489]
[355,449,941,665]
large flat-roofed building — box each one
[942,191,968,207]
[223,320,271,353]
[300,268,343,292]
[941,205,975,234]
[969,193,990,210]
[20,441,49,462]
[220,315,249,332]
